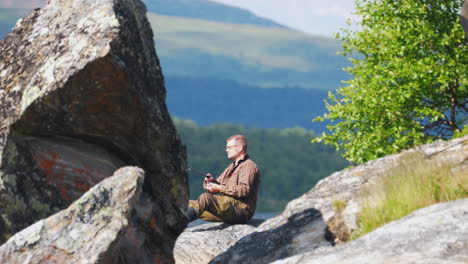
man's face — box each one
[225,139,241,160]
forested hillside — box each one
[174,118,349,211]
[166,76,330,131]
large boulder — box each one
[174,136,467,264]
[274,198,468,264]
[0,166,144,264]
[0,0,188,262]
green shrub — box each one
[453,125,468,139]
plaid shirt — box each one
[216,155,260,213]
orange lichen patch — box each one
[29,139,121,203]
[33,151,59,183]
[32,150,107,201]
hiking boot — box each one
[186,207,198,222]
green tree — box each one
[314,0,468,164]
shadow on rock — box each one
[210,208,330,264]
[191,219,265,233]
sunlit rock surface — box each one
[0,0,188,262]
[174,219,264,264]
[274,199,468,264]
[0,166,144,264]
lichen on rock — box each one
[0,0,188,262]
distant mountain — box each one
[0,4,348,91]
[149,13,349,90]
[143,0,289,29]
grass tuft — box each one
[332,199,347,213]
[352,151,467,240]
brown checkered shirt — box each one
[216,154,260,213]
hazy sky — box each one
[1,0,358,37]
[211,0,357,37]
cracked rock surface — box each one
[274,199,468,264]
[0,166,144,264]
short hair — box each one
[227,135,248,153]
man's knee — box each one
[198,193,214,209]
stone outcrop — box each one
[210,209,332,264]
[0,166,144,264]
[274,198,468,264]
[0,0,188,262]
[174,136,467,264]
[174,220,264,264]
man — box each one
[186,135,260,224]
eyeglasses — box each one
[226,145,239,150]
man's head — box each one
[225,135,247,161]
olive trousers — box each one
[189,193,253,224]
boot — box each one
[186,207,198,222]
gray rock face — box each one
[174,136,467,264]
[174,219,264,264]
[210,209,332,264]
[274,199,468,264]
[0,166,144,264]
[0,0,188,262]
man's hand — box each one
[205,182,222,193]
[204,173,214,184]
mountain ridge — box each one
[149,12,348,90]
[143,0,290,29]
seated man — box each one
[186,135,260,224]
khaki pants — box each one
[189,193,253,224]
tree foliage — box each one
[173,118,348,211]
[314,0,468,164]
